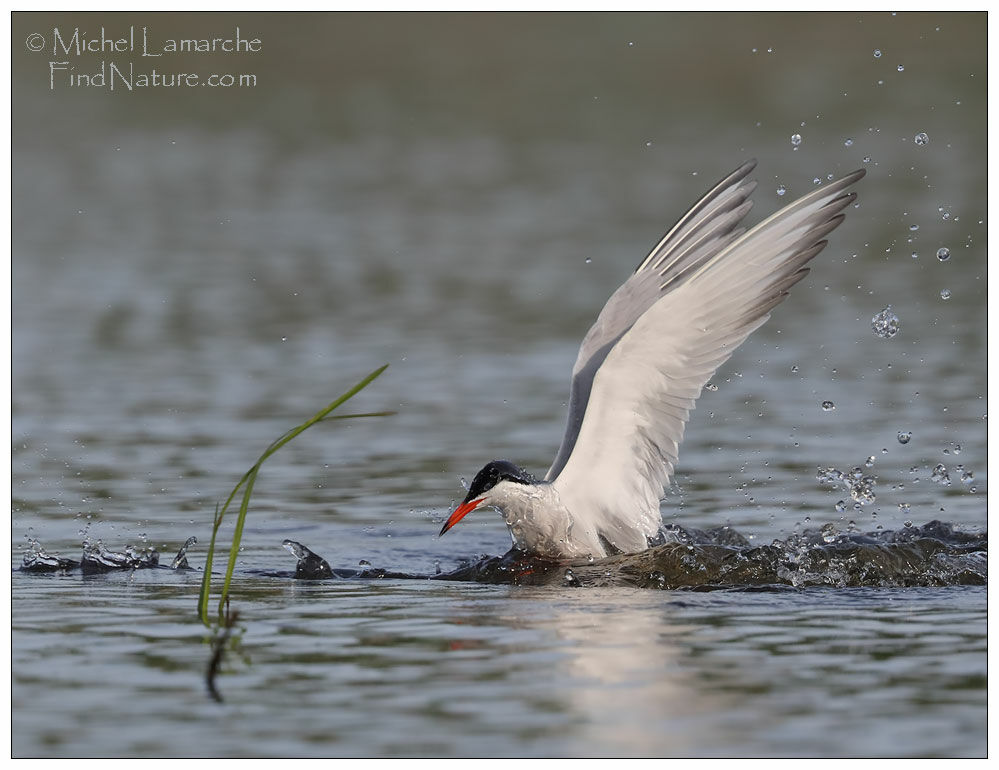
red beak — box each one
[439,498,485,537]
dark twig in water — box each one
[206,598,240,704]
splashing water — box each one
[20,539,77,573]
[871,304,900,338]
[18,524,988,590]
[170,536,198,569]
[282,539,335,580]
[816,463,877,507]
[931,464,952,486]
[80,540,159,574]
[438,521,987,589]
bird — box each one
[439,159,865,560]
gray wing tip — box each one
[732,158,758,183]
[829,169,866,194]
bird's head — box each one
[439,460,537,537]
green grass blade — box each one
[198,364,390,626]
[217,466,259,619]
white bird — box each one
[439,160,865,560]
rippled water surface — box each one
[12,12,987,757]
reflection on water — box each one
[11,566,985,757]
[13,11,986,759]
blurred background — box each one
[13,11,987,562]
[11,12,988,759]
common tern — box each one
[440,160,865,559]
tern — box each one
[439,160,865,560]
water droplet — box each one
[790,365,799,373]
[865,456,876,468]
[863,156,872,164]
[584,257,592,264]
[705,382,718,392]
[791,133,802,147]
[903,520,913,528]
[940,288,951,300]
[871,305,900,338]
[821,400,836,411]
[897,431,912,444]
[897,64,905,72]
[835,500,847,513]
[914,132,929,146]
[909,224,919,231]
[776,184,787,196]
[645,140,653,147]
[899,502,910,514]
[816,467,845,485]
[931,464,951,486]
[849,476,876,505]
[844,138,854,147]
[873,48,882,58]
[936,247,950,261]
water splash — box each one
[816,463,877,506]
[282,539,335,580]
[931,464,952,486]
[871,305,900,338]
[18,525,987,590]
[440,521,986,589]
[80,540,159,574]
[20,539,77,573]
[170,536,198,569]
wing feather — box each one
[546,160,761,481]
[548,166,865,554]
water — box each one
[871,304,900,339]
[12,12,987,758]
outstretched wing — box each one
[546,159,760,481]
[548,165,865,554]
